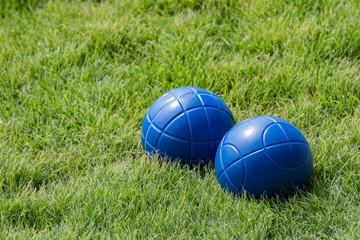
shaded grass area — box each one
[0,0,360,238]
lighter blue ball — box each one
[215,116,313,198]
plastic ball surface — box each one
[141,87,235,164]
[215,116,313,198]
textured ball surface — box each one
[215,116,313,198]
[141,87,235,164]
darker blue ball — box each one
[141,87,235,164]
[215,116,313,198]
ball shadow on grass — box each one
[147,151,216,179]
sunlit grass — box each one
[1,0,360,238]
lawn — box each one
[1,0,360,238]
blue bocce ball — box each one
[215,116,313,198]
[141,87,235,164]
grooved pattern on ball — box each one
[215,115,313,196]
[141,87,235,164]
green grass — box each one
[1,0,360,238]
